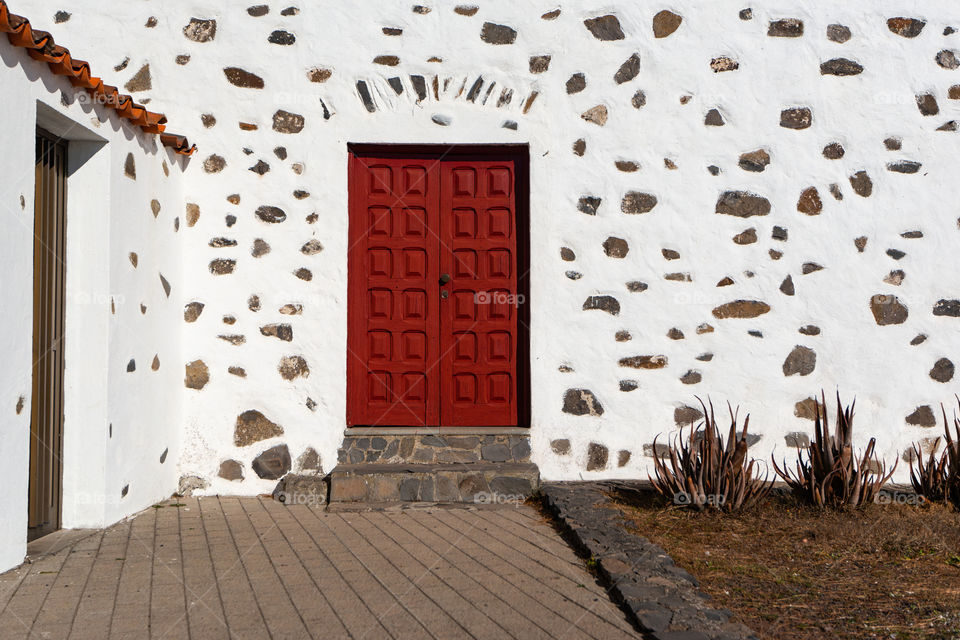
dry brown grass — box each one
[612,490,960,639]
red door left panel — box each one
[347,156,440,426]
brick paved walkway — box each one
[0,498,639,639]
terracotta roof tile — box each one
[0,0,195,155]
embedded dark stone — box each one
[619,355,667,369]
[203,155,226,173]
[802,262,823,275]
[301,239,323,255]
[785,432,811,448]
[603,237,629,258]
[126,359,136,373]
[566,73,586,94]
[797,187,822,215]
[680,370,702,385]
[887,161,922,174]
[183,17,217,42]
[560,247,576,261]
[626,281,648,293]
[799,325,820,336]
[906,406,937,427]
[820,58,863,76]
[917,94,939,116]
[219,460,244,481]
[582,296,620,315]
[715,191,771,217]
[273,110,305,133]
[931,358,955,383]
[939,50,960,70]
[933,299,960,317]
[712,300,771,319]
[247,5,269,16]
[357,81,376,112]
[235,410,283,447]
[529,55,551,74]
[184,360,209,390]
[124,64,152,92]
[652,10,682,38]
[614,53,641,84]
[410,75,427,100]
[260,324,293,341]
[823,142,845,159]
[256,205,287,223]
[780,275,795,296]
[184,302,204,322]
[885,137,902,151]
[621,191,658,214]
[772,226,788,241]
[849,171,873,197]
[783,345,816,376]
[249,160,270,175]
[224,67,264,88]
[780,107,812,129]
[619,380,638,392]
[209,259,236,275]
[674,405,703,426]
[738,149,770,172]
[124,153,136,179]
[870,294,908,325]
[617,450,631,467]
[827,24,852,43]
[887,17,926,38]
[586,443,608,470]
[577,196,601,215]
[704,108,725,126]
[551,439,570,455]
[562,389,604,416]
[615,160,639,172]
[373,55,400,66]
[252,445,291,480]
[584,15,624,41]
[739,9,752,20]
[268,30,296,45]
[480,22,517,44]
[768,18,803,37]
[631,90,646,109]
[887,249,906,260]
[278,356,309,381]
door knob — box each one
[439,273,451,285]
[441,290,450,299]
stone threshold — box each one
[334,462,535,475]
[344,426,530,436]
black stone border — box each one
[540,482,758,640]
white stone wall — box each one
[0,34,185,571]
[10,1,960,498]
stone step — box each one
[328,462,540,503]
[337,430,531,465]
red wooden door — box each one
[347,149,522,427]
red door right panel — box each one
[439,160,519,427]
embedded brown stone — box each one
[823,142,845,159]
[617,450,631,467]
[252,239,271,257]
[268,30,296,45]
[586,442,609,471]
[779,275,795,296]
[184,302,204,322]
[273,110,305,133]
[301,239,323,255]
[797,187,822,215]
[261,324,293,341]
[373,55,400,66]
[652,10,682,38]
[183,17,217,42]
[780,107,812,129]
[820,58,863,76]
[887,161,922,174]
[674,405,703,426]
[584,15,624,41]
[256,205,287,223]
[869,294,908,325]
[577,196,601,215]
[603,237,629,258]
[278,355,309,380]
[454,5,478,16]
[827,24,852,43]
[619,355,667,369]
[566,73,586,94]
[680,370,702,385]
[768,18,803,37]
[631,91,646,109]
[906,406,937,427]
[562,389,604,416]
[667,327,684,340]
[124,64,151,92]
[712,300,771,319]
[704,108,725,126]
[849,171,873,197]
[209,259,236,275]
[581,105,608,125]
[185,360,209,390]
[218,460,244,481]
[933,299,960,317]
[480,22,517,44]
[252,445,291,480]
[203,155,226,173]
[662,249,680,260]
[930,358,955,383]
[626,281,648,292]
[572,139,586,156]
[621,191,658,214]
[582,296,620,315]
[235,410,284,447]
[124,153,136,179]
[785,432,811,448]
[224,67,264,88]
[794,397,818,420]
[733,228,757,245]
[887,17,926,38]
[294,268,313,281]
[615,160,639,172]
[614,54,640,84]
[715,191,771,217]
[529,55,551,74]
[551,439,571,455]
[916,94,939,116]
[783,345,816,376]
[710,56,739,73]
[739,149,770,172]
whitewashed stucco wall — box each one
[8,1,960,500]
[0,36,186,571]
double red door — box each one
[347,148,524,427]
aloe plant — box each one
[650,397,773,512]
[773,391,896,508]
[942,399,960,510]
[910,436,946,503]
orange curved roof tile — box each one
[0,0,195,155]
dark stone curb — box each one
[540,482,758,640]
